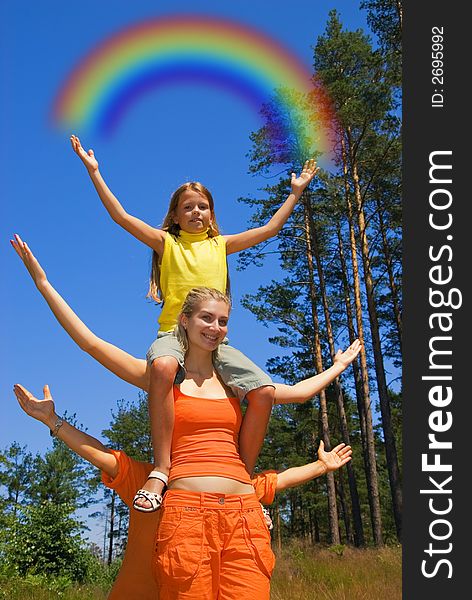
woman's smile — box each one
[183,299,229,350]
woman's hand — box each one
[317,440,352,473]
[333,339,362,369]
[10,234,47,288]
[290,159,319,195]
[70,134,99,174]
[13,383,56,428]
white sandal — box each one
[133,470,169,513]
[261,504,274,530]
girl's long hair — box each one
[147,182,224,303]
[174,287,232,354]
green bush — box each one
[82,556,122,587]
[4,502,88,581]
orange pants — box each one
[153,490,275,600]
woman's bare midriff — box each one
[168,476,254,494]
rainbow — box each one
[53,16,337,160]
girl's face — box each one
[173,190,212,233]
[182,299,229,352]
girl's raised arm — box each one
[13,383,119,478]
[274,339,361,404]
[224,159,318,255]
[70,135,166,253]
[11,235,149,391]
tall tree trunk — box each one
[308,204,365,547]
[336,220,364,405]
[347,128,402,541]
[107,490,116,565]
[117,510,123,546]
[103,502,108,561]
[289,493,295,536]
[396,0,403,28]
[375,194,403,352]
[312,481,321,543]
[341,137,384,545]
[275,501,282,554]
[335,468,352,544]
[302,195,340,545]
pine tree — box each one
[314,10,401,541]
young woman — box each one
[13,286,354,599]
[11,230,361,519]
[11,237,360,404]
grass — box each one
[271,541,402,600]
[0,579,108,600]
[0,542,401,599]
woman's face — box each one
[182,299,229,351]
[173,190,212,233]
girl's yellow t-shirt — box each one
[158,229,227,332]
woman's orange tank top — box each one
[169,386,251,484]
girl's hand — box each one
[318,440,352,473]
[70,135,99,173]
[10,234,47,287]
[291,159,319,195]
[333,339,362,369]
[13,383,56,427]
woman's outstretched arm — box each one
[273,339,361,404]
[11,234,149,391]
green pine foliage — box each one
[239,4,402,545]
[102,392,152,462]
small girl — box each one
[60,136,318,511]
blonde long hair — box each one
[147,182,222,303]
[174,287,232,352]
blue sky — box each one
[1,1,370,468]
